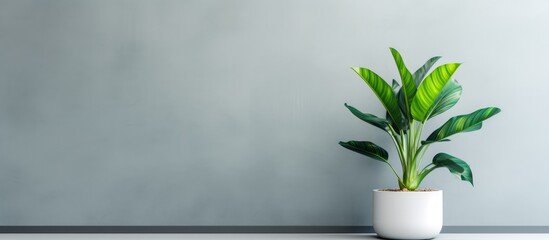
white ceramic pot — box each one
[373,189,443,239]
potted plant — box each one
[339,48,500,239]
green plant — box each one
[339,48,500,191]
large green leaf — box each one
[396,90,409,132]
[428,79,462,120]
[425,107,501,143]
[391,79,400,92]
[390,48,416,119]
[411,63,461,122]
[344,103,389,131]
[352,67,403,130]
[432,153,473,186]
[391,79,407,123]
[385,111,402,134]
[339,141,388,162]
[413,56,442,86]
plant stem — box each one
[385,162,403,185]
[405,126,411,187]
[401,129,409,183]
[416,144,430,168]
[414,122,424,169]
[387,125,405,181]
[417,163,437,183]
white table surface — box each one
[1,234,549,240]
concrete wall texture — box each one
[0,0,548,226]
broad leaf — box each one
[428,79,462,120]
[352,67,403,130]
[390,48,416,119]
[391,80,407,120]
[391,79,400,92]
[385,111,402,134]
[344,103,389,131]
[413,56,441,86]
[433,153,473,185]
[339,141,388,162]
[425,107,501,143]
[396,89,409,132]
[411,63,461,122]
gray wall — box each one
[0,0,547,226]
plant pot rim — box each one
[373,189,442,193]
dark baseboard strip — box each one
[0,226,370,234]
[442,226,549,233]
[1,226,549,234]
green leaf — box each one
[352,67,403,130]
[385,111,401,134]
[428,79,463,120]
[339,141,388,162]
[391,79,400,92]
[432,153,473,186]
[344,103,389,131]
[425,107,501,143]
[411,63,461,122]
[391,79,408,126]
[396,89,409,132]
[413,56,441,86]
[390,48,416,119]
